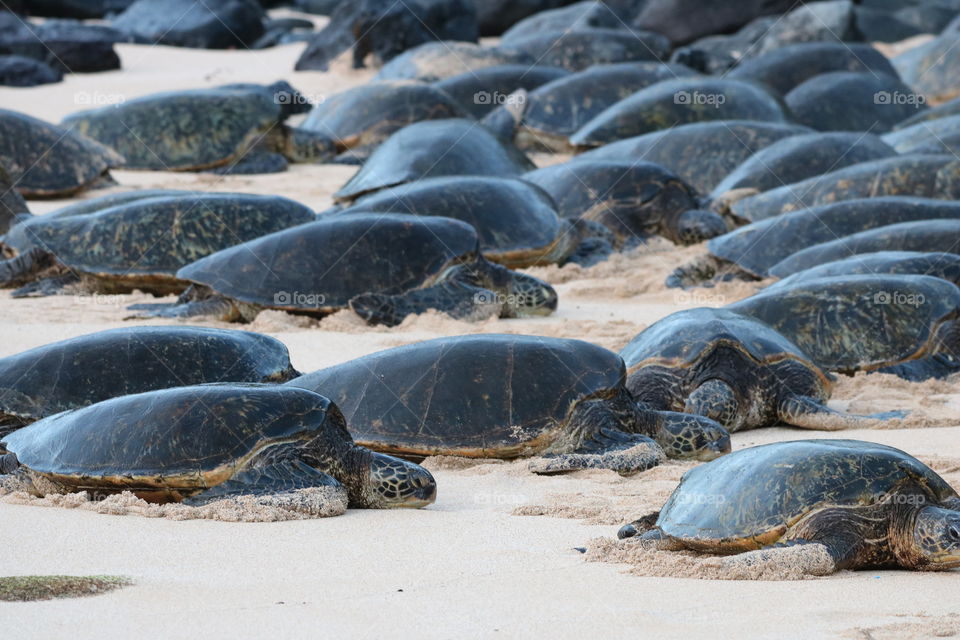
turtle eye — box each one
[949,525,960,542]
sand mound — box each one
[847,614,960,639]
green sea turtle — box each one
[523,161,727,246]
[621,308,893,432]
[575,121,812,195]
[668,198,960,288]
[728,155,960,223]
[770,252,960,291]
[0,193,316,296]
[618,439,960,574]
[333,119,534,203]
[727,274,960,374]
[498,1,623,43]
[569,78,787,149]
[482,61,699,152]
[433,64,569,119]
[374,42,533,82]
[0,326,299,436]
[0,108,123,198]
[285,334,731,473]
[333,176,578,267]
[497,28,671,71]
[0,384,436,511]
[63,82,334,173]
[130,213,557,327]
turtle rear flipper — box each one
[0,247,59,288]
[350,281,501,327]
[778,394,905,430]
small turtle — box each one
[0,193,316,296]
[576,120,812,195]
[0,326,299,436]
[333,119,534,203]
[729,155,960,223]
[63,82,334,173]
[0,108,123,198]
[0,384,436,511]
[618,439,960,574]
[710,132,897,199]
[497,28,671,71]
[727,274,960,374]
[570,78,788,149]
[728,42,900,96]
[621,308,891,432]
[668,198,960,288]
[375,42,533,82]
[433,64,569,119]
[884,115,960,155]
[285,334,731,473]
[482,61,699,152]
[300,81,468,162]
[769,219,960,278]
[130,213,557,327]
[523,161,727,246]
[333,176,579,267]
[770,252,960,291]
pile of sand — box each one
[847,614,960,639]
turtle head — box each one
[452,257,558,318]
[674,209,728,245]
[355,450,437,509]
[648,409,731,461]
[911,505,960,569]
[282,127,336,164]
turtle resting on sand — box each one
[728,274,960,376]
[0,326,299,436]
[285,334,731,474]
[63,82,335,173]
[130,214,557,327]
[0,193,316,296]
[0,108,123,198]
[621,308,895,433]
[0,384,437,511]
[617,440,960,575]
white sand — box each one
[1,35,960,640]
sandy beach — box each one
[2,26,960,640]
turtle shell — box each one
[0,108,122,198]
[884,115,960,154]
[499,1,623,43]
[728,274,960,373]
[769,219,960,278]
[570,78,787,149]
[497,28,671,71]
[0,384,346,499]
[334,119,534,202]
[770,252,960,291]
[4,194,315,294]
[896,96,960,129]
[62,88,282,171]
[656,439,958,551]
[710,132,896,198]
[285,334,626,458]
[893,33,960,103]
[301,81,467,152]
[0,326,297,425]
[339,176,571,267]
[709,197,960,279]
[43,189,201,220]
[730,155,960,222]
[375,42,533,82]
[433,64,569,119]
[576,121,811,195]
[177,213,479,313]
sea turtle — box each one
[333,119,534,203]
[621,308,892,432]
[769,220,960,278]
[0,108,123,198]
[0,193,316,296]
[130,213,557,327]
[62,82,335,173]
[728,155,960,223]
[617,439,960,575]
[710,132,897,199]
[497,28,671,71]
[884,115,960,155]
[727,274,960,374]
[784,71,928,133]
[727,42,900,96]
[0,384,437,511]
[522,161,727,246]
[0,326,299,436]
[332,176,578,267]
[482,61,699,152]
[285,334,731,473]
[575,121,812,195]
[299,81,468,162]
[498,1,624,43]
[433,64,569,119]
[569,78,787,149]
[374,42,533,82]
[769,252,960,291]
[668,198,960,288]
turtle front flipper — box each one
[528,428,664,475]
[665,255,757,289]
[778,394,904,430]
[126,286,258,322]
[685,379,740,428]
[350,281,501,327]
[11,274,80,298]
[617,512,661,539]
[0,247,60,288]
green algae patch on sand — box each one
[0,575,132,602]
